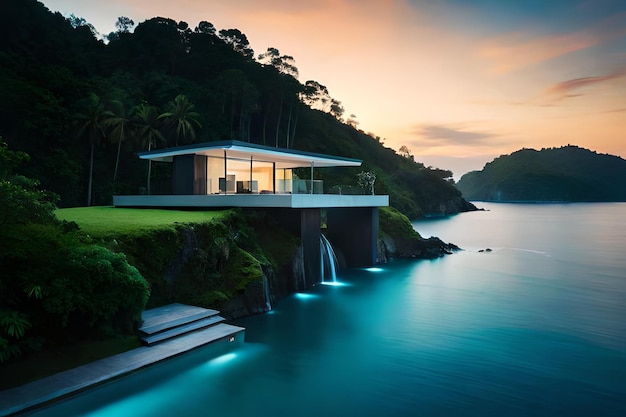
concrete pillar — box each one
[264,208,321,290]
[300,209,322,288]
[327,207,379,267]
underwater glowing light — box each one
[364,267,384,272]
[320,281,350,287]
[294,293,318,300]
[208,352,238,366]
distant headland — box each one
[456,146,626,202]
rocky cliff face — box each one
[117,208,459,320]
[377,206,459,262]
[219,248,305,319]
[377,235,458,262]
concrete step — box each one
[139,303,220,335]
[141,315,226,346]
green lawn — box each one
[55,206,232,237]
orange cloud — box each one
[543,71,626,101]
[479,13,626,74]
[416,124,495,145]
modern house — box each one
[113,140,389,288]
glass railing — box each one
[292,179,324,194]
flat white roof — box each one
[139,140,362,169]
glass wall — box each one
[207,156,225,194]
[207,156,275,194]
[251,161,273,193]
[275,168,293,193]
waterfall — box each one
[320,234,338,283]
[262,274,272,311]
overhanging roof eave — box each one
[137,140,362,168]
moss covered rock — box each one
[378,206,458,260]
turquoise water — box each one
[28,203,626,416]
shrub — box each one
[43,244,150,336]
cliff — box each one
[105,207,458,318]
[377,207,458,263]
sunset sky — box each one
[41,0,626,178]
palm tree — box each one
[105,100,134,184]
[133,103,166,194]
[159,94,202,146]
[76,93,113,206]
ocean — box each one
[27,202,626,417]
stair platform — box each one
[141,315,226,345]
[139,303,220,335]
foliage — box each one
[0,140,150,363]
[43,245,149,333]
[75,93,114,206]
[159,94,202,146]
[0,310,32,339]
[398,145,414,161]
[378,206,422,242]
[0,139,59,228]
[357,171,376,195]
[0,310,33,362]
[456,146,626,202]
[378,206,457,259]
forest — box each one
[456,146,626,202]
[0,0,474,218]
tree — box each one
[105,100,134,183]
[133,102,166,194]
[258,47,299,78]
[195,21,216,36]
[330,98,344,120]
[115,16,135,33]
[357,171,376,195]
[218,29,254,59]
[67,13,97,36]
[283,77,304,148]
[346,114,359,128]
[107,16,135,42]
[131,17,186,75]
[0,138,57,228]
[75,94,113,206]
[398,145,414,161]
[159,94,202,146]
[301,80,331,111]
[256,48,302,147]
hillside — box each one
[0,0,474,218]
[456,146,626,202]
